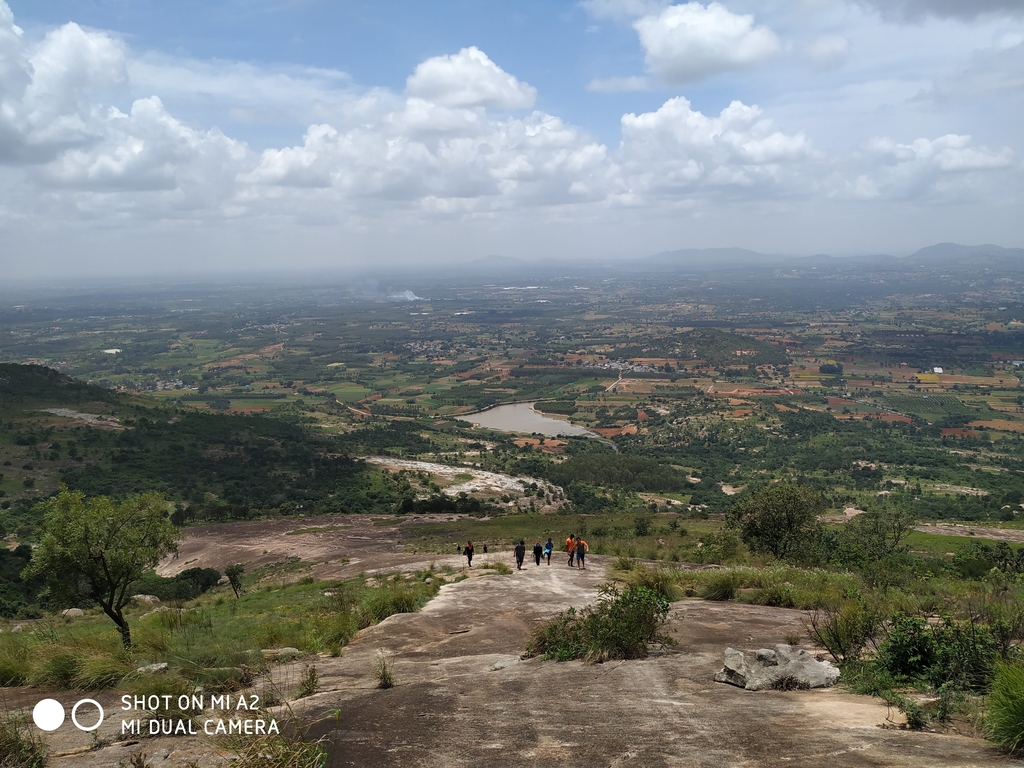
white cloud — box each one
[586,75,649,92]
[868,134,1013,172]
[835,134,1016,201]
[804,34,850,70]
[615,97,816,199]
[633,3,781,83]
[0,13,129,163]
[405,47,536,109]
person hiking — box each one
[575,536,588,569]
[514,540,527,570]
[566,534,576,567]
[543,538,553,565]
[533,541,543,566]
[464,541,474,567]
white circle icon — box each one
[32,699,65,731]
[71,699,104,732]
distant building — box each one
[1013,361,1024,368]
[933,367,943,374]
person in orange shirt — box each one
[575,537,588,569]
[566,534,576,567]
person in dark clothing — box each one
[514,540,526,570]
[465,541,474,567]
[544,538,553,565]
[533,541,543,566]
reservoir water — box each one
[463,402,595,438]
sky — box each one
[1,0,1022,280]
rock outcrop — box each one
[714,645,839,691]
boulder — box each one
[136,662,169,674]
[61,608,85,619]
[132,594,161,605]
[714,644,839,691]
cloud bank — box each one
[0,0,1020,274]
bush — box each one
[375,650,395,689]
[699,572,739,601]
[526,585,670,663]
[879,614,936,680]
[930,616,998,692]
[988,661,1024,754]
[752,583,797,608]
[624,565,682,602]
[808,598,882,665]
[0,712,45,768]
[227,733,328,768]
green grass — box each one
[0,570,443,692]
[988,661,1024,754]
[906,531,1016,556]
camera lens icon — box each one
[32,698,104,732]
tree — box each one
[24,487,180,649]
[726,483,824,561]
[225,563,245,599]
[838,502,917,563]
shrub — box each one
[227,733,328,768]
[73,651,132,690]
[624,565,681,602]
[879,614,936,680]
[296,663,318,699]
[375,650,395,689]
[807,598,883,665]
[699,572,739,602]
[488,561,512,575]
[752,583,796,608]
[0,636,31,686]
[526,585,670,663]
[770,674,810,691]
[988,661,1024,754]
[930,616,998,692]
[0,712,45,768]
[613,555,638,572]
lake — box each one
[463,402,596,438]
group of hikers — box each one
[460,533,588,570]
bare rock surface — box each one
[714,644,841,690]
[7,518,1012,768]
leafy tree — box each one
[24,487,180,648]
[225,563,245,599]
[726,483,825,561]
[836,502,917,564]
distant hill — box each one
[902,243,1024,270]
[0,363,118,408]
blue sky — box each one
[2,0,1023,278]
